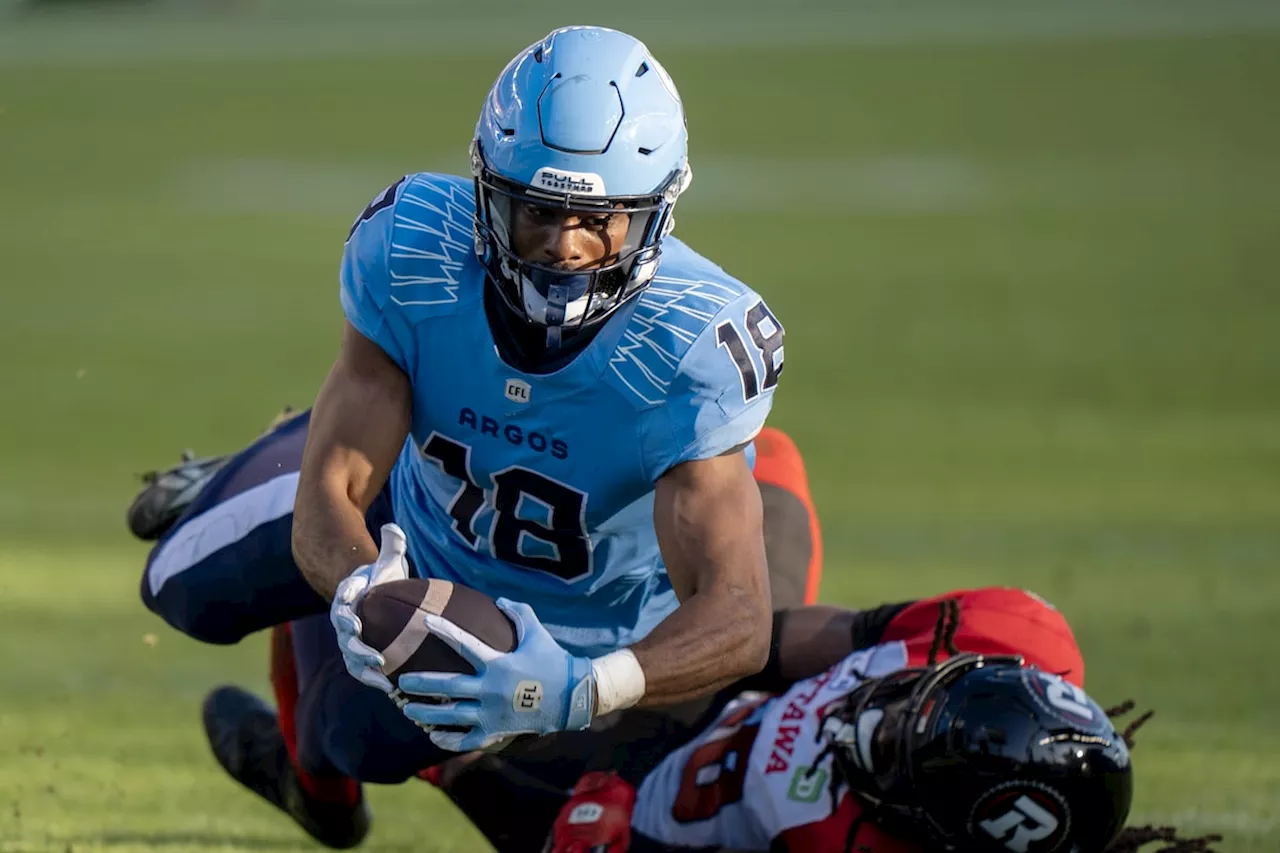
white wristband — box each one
[591,649,647,716]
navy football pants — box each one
[140,410,453,780]
[140,410,820,784]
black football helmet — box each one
[816,654,1133,853]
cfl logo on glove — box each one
[514,680,543,712]
[567,803,604,825]
[970,782,1070,853]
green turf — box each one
[1,2,1278,850]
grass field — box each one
[1,1,1278,850]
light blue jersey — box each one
[341,173,784,657]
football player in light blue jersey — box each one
[130,25,814,848]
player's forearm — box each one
[626,585,771,708]
[291,486,379,601]
[623,453,772,710]
[292,323,413,600]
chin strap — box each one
[543,282,570,348]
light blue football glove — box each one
[396,598,595,752]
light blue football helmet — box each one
[471,26,693,346]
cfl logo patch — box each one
[567,803,603,825]
[513,680,543,712]
[504,378,531,404]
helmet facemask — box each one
[472,141,691,348]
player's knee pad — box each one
[293,659,443,784]
[304,709,444,785]
[140,554,255,645]
[311,727,420,784]
[141,508,327,645]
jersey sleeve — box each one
[641,292,784,480]
[339,177,415,375]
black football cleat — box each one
[202,686,371,849]
[126,449,229,541]
[126,406,298,541]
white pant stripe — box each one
[147,471,300,598]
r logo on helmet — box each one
[969,782,1071,853]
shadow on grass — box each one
[60,831,307,850]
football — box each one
[355,578,516,687]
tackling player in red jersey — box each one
[430,587,1218,852]
[565,587,1124,853]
